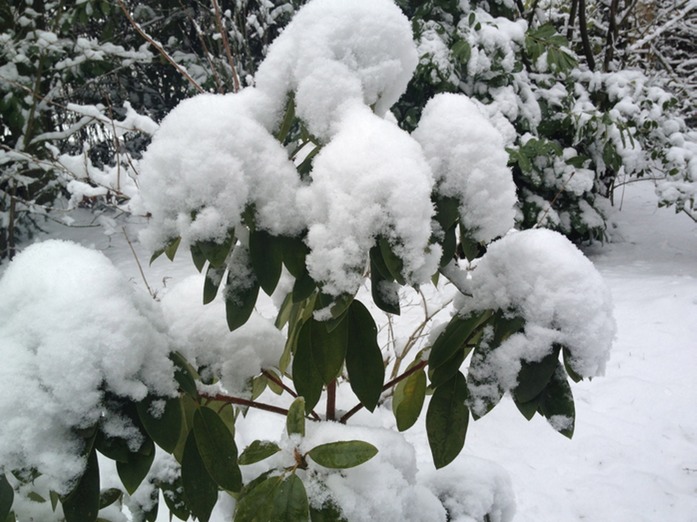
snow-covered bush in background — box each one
[395,0,697,242]
[0,1,615,521]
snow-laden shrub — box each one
[0,1,615,521]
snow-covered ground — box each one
[4,180,696,521]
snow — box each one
[413,93,518,242]
[0,240,176,494]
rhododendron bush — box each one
[0,1,615,521]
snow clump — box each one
[413,93,518,242]
[457,229,615,412]
[0,240,176,493]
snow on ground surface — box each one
[5,180,697,520]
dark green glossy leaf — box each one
[193,407,242,492]
[292,271,317,303]
[181,431,218,522]
[286,397,306,437]
[370,255,400,315]
[250,229,284,295]
[292,322,324,413]
[164,237,181,262]
[170,352,199,397]
[273,474,310,522]
[309,318,348,385]
[234,475,283,522]
[426,372,469,469]
[378,238,406,285]
[429,311,491,369]
[198,230,236,268]
[225,276,260,332]
[345,301,384,412]
[429,346,467,388]
[308,441,378,469]
[62,448,100,522]
[190,243,207,272]
[562,346,584,383]
[137,395,183,453]
[315,293,354,331]
[161,475,190,521]
[393,368,426,431]
[537,365,576,438]
[239,440,282,465]
[439,225,457,267]
[0,474,13,522]
[95,431,133,463]
[98,488,122,509]
[203,265,226,305]
[310,500,347,522]
[513,348,560,404]
[116,437,155,495]
[280,235,308,278]
[433,195,460,232]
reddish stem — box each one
[326,380,337,421]
[339,360,428,424]
[201,393,290,417]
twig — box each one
[261,370,321,421]
[117,0,204,93]
[339,360,428,424]
[122,226,156,299]
[212,0,241,92]
[201,392,291,417]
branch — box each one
[339,360,428,424]
[212,0,241,92]
[117,0,204,93]
[578,0,596,71]
[200,392,291,417]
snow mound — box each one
[255,0,417,139]
[160,274,284,396]
[413,93,517,243]
[458,229,615,395]
[0,240,175,493]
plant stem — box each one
[200,393,290,417]
[326,380,337,421]
[339,360,428,424]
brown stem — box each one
[261,370,321,421]
[326,380,337,421]
[200,392,290,417]
[603,0,620,71]
[117,0,204,93]
[567,0,579,41]
[339,360,428,424]
[212,0,241,92]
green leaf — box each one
[429,346,467,388]
[369,244,393,282]
[181,431,218,522]
[370,257,400,315]
[190,243,207,272]
[236,474,309,522]
[426,372,469,469]
[433,195,460,232]
[0,474,13,522]
[170,352,199,397]
[98,488,122,509]
[137,396,183,453]
[537,365,576,438]
[239,441,282,465]
[378,238,406,285]
[275,93,296,143]
[310,500,347,522]
[62,448,100,522]
[280,235,309,278]
[249,229,284,295]
[198,230,236,268]
[165,237,182,262]
[203,265,226,305]
[276,292,295,329]
[429,311,492,369]
[273,474,310,522]
[161,475,190,521]
[345,301,385,412]
[309,318,348,385]
[225,277,260,332]
[393,368,427,431]
[307,441,378,469]
[116,437,155,495]
[193,407,242,492]
[562,346,584,383]
[292,271,317,303]
[286,397,306,437]
[439,225,457,267]
[292,322,324,413]
[513,348,560,404]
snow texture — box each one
[134,88,303,251]
[457,228,615,412]
[160,274,284,396]
[0,240,175,493]
[297,103,440,296]
[255,0,418,140]
[413,93,517,242]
